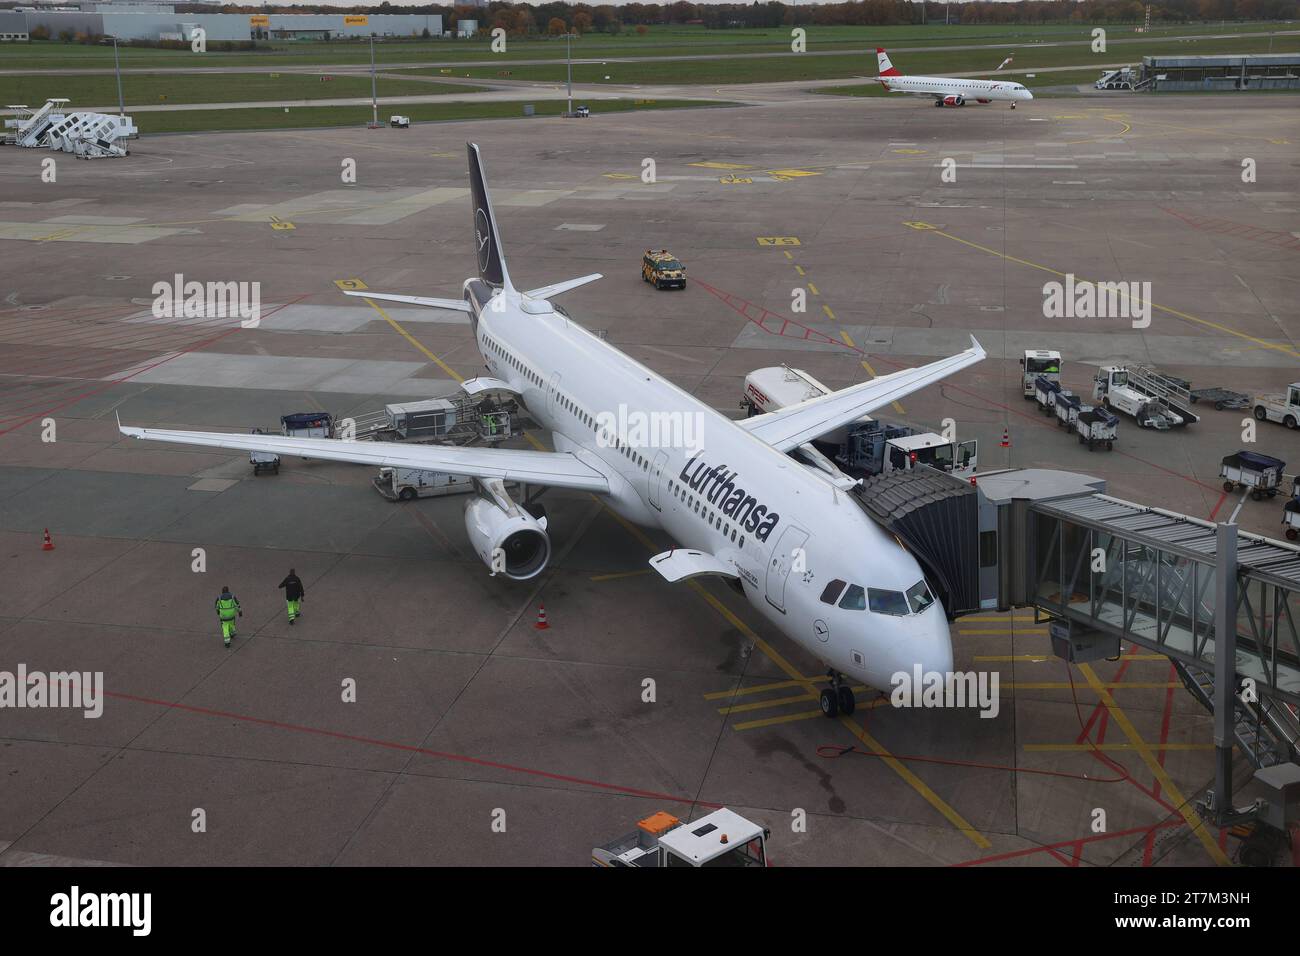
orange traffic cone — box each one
[1000,426,1010,449]
[534,604,550,630]
[42,528,54,551]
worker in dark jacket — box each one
[278,569,305,625]
[215,586,241,648]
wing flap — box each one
[740,337,985,452]
[118,425,609,493]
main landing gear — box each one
[818,670,856,718]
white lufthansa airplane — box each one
[876,48,1033,108]
[119,145,987,718]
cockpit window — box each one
[868,588,909,616]
[820,579,847,605]
[838,584,866,611]
[906,580,936,614]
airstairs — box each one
[3,98,70,147]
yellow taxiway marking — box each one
[757,236,801,246]
[913,224,1300,361]
[603,172,636,180]
[704,678,818,700]
[807,281,820,296]
[962,615,1038,622]
[269,216,295,231]
[821,304,836,321]
[358,297,463,383]
[768,168,821,178]
[959,628,1049,636]
[1009,681,1180,690]
[598,505,988,849]
[1025,742,1215,753]
[333,278,367,291]
[794,265,806,276]
[690,161,754,170]
[892,148,926,154]
[588,569,652,582]
[1078,663,1231,866]
[783,251,793,260]
[720,175,753,184]
[735,698,890,731]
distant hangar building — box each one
[20,7,444,42]
[1142,53,1300,92]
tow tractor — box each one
[1020,349,1061,399]
[743,366,977,478]
[1253,382,1300,430]
[1093,365,1199,429]
[592,808,769,867]
[641,249,686,290]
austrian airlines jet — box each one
[876,48,1033,108]
[119,145,986,719]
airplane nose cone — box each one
[865,611,954,690]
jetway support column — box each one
[1211,521,1237,824]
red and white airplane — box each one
[875,48,1033,108]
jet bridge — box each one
[850,465,1300,821]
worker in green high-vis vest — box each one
[215,586,241,648]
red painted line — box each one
[103,689,721,809]
[1208,491,1229,521]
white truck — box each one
[742,366,977,478]
[592,808,769,868]
[1252,383,1300,430]
[389,115,410,128]
[1020,350,1061,399]
[373,467,474,501]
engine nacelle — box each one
[943,94,965,107]
[464,494,551,581]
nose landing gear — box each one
[818,670,857,717]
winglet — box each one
[970,334,985,358]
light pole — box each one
[563,32,577,117]
[369,33,379,128]
[104,35,124,117]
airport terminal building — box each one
[1142,53,1300,91]
[18,7,444,42]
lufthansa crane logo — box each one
[475,207,492,274]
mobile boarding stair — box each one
[46,111,137,159]
[1128,365,1200,428]
[3,98,70,147]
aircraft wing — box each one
[117,424,610,493]
[738,337,985,453]
[342,290,471,312]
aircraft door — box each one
[765,525,809,614]
[648,451,668,511]
[547,371,562,418]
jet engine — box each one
[464,479,551,581]
[943,94,965,107]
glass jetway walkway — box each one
[853,467,1300,793]
[1028,493,1300,775]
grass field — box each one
[1,21,1295,70]
[131,97,735,135]
[396,33,1300,85]
[0,72,482,109]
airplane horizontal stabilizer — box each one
[342,290,471,312]
[524,273,603,300]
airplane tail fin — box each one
[467,142,513,292]
[876,47,901,77]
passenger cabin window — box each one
[820,579,847,605]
